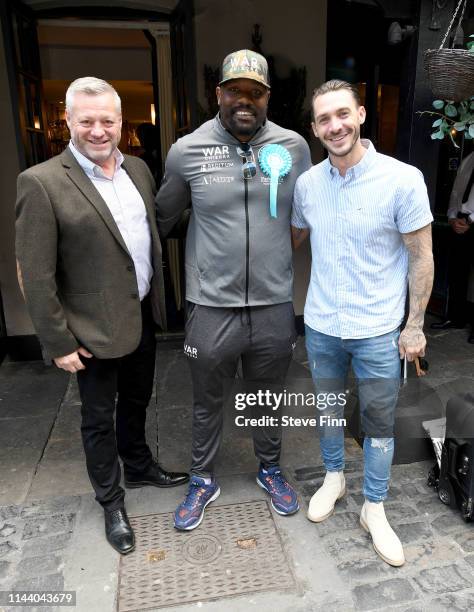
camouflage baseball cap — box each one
[219,49,270,89]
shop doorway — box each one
[3,0,197,339]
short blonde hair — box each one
[66,77,121,113]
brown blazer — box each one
[15,147,166,361]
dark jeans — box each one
[77,297,156,511]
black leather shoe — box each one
[468,332,474,344]
[430,319,466,330]
[124,460,189,489]
[104,508,135,555]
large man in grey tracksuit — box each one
[156,49,311,530]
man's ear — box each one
[216,86,221,106]
[358,105,366,125]
[311,122,319,139]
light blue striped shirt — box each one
[291,140,433,339]
[69,141,152,300]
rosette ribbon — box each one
[258,144,292,218]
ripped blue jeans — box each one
[305,326,401,503]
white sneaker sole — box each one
[307,486,346,523]
[174,487,221,531]
[360,516,405,567]
[256,477,299,516]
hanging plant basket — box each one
[424,48,474,102]
[423,0,474,102]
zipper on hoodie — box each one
[231,130,262,307]
[244,178,250,304]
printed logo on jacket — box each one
[199,145,234,173]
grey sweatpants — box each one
[184,302,296,476]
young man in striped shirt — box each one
[291,80,434,566]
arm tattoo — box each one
[401,224,434,332]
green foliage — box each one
[418,97,474,148]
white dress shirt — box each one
[69,141,153,300]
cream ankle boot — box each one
[360,500,405,566]
[307,471,345,523]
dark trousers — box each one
[185,302,296,477]
[77,297,156,511]
[447,227,474,326]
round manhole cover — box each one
[183,534,222,565]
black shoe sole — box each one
[108,542,136,555]
[124,479,189,489]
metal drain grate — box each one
[117,500,296,611]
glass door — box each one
[3,0,49,169]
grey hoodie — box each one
[156,115,311,307]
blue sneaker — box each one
[257,466,299,515]
[174,475,220,530]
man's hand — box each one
[54,347,93,373]
[448,218,470,234]
[399,326,426,361]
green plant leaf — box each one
[445,104,458,117]
[435,120,449,133]
[469,124,474,138]
[432,100,445,110]
[459,107,469,121]
[467,41,474,51]
[432,118,443,127]
[453,122,466,131]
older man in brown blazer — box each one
[15,77,188,555]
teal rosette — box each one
[258,144,292,218]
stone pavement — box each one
[0,318,473,611]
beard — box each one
[323,126,360,158]
[220,105,265,140]
[229,117,258,137]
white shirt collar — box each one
[327,139,375,180]
[68,140,124,178]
